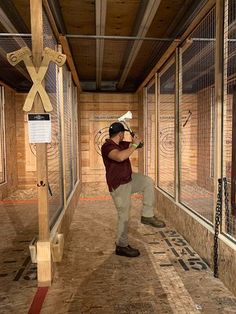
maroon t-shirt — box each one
[101,139,132,192]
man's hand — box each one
[132,134,142,146]
[137,142,144,148]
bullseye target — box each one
[94,127,109,155]
[159,127,174,158]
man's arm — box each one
[108,136,141,162]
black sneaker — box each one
[115,245,140,257]
[141,216,166,228]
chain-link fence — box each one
[158,57,175,197]
[179,7,216,222]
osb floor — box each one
[0,202,38,313]
[1,182,236,313]
[43,182,236,313]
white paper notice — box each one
[28,113,51,143]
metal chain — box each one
[223,177,230,234]
[213,178,223,278]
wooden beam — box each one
[136,40,180,92]
[154,73,158,185]
[156,74,160,186]
[57,45,67,207]
[0,0,29,33]
[117,0,161,90]
[0,6,30,80]
[43,0,60,41]
[175,48,181,202]
[46,0,67,34]
[0,7,25,47]
[95,0,107,89]
[143,87,148,174]
[231,86,236,215]
[181,0,215,41]
[159,18,236,89]
[30,0,51,286]
[59,35,81,91]
[214,0,224,225]
[138,91,144,173]
[136,0,215,92]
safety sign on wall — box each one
[28,113,51,143]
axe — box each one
[118,111,144,148]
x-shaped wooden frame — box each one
[7,47,66,112]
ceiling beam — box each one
[0,7,26,47]
[46,0,66,35]
[95,0,107,89]
[43,0,60,41]
[42,1,81,90]
[59,35,81,91]
[0,0,29,33]
[0,6,30,81]
[136,0,215,92]
[117,0,161,90]
[136,40,180,92]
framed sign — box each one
[28,113,51,143]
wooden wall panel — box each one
[197,89,214,192]
[146,93,156,181]
[80,92,139,183]
[180,94,198,183]
[0,87,18,199]
[15,93,36,189]
[158,94,175,192]
[138,91,144,173]
[224,94,233,176]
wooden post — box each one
[138,92,144,173]
[214,0,224,224]
[154,73,158,185]
[231,86,236,215]
[30,0,51,286]
[58,45,67,207]
[143,87,148,175]
[175,48,180,203]
[156,73,160,187]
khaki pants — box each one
[110,172,155,247]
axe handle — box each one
[122,120,144,148]
[122,121,135,137]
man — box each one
[101,122,166,258]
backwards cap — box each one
[109,122,129,136]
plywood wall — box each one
[197,89,214,192]
[79,93,139,183]
[138,92,144,173]
[158,94,175,194]
[157,94,198,195]
[180,94,198,183]
[146,93,156,181]
[15,93,37,189]
[0,86,18,199]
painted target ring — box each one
[94,127,109,155]
[29,132,59,159]
[159,127,174,158]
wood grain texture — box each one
[80,92,139,182]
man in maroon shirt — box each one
[101,122,165,257]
